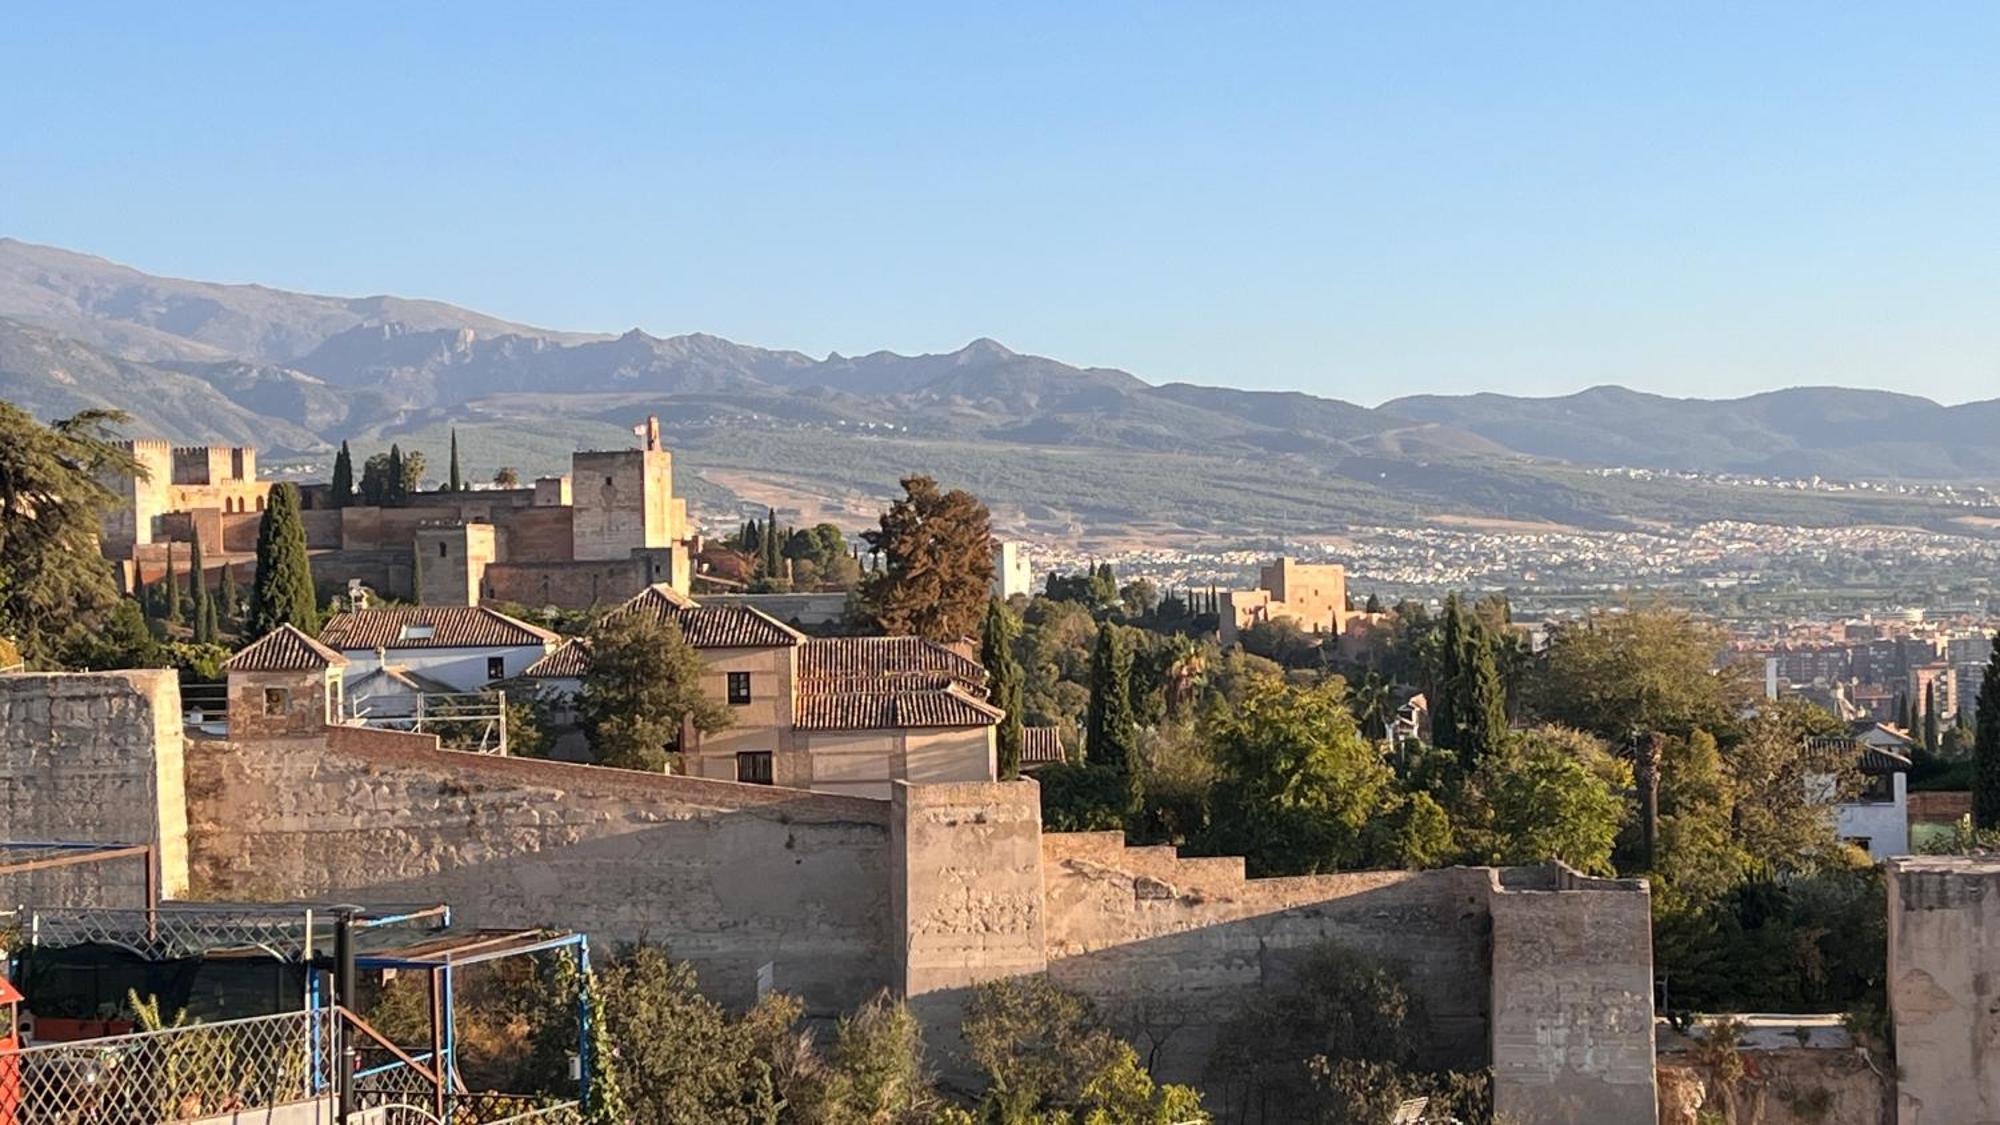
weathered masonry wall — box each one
[185,732,895,1016]
[0,671,187,906]
[1490,866,1658,1124]
[1041,832,1495,1084]
[1887,856,2000,1125]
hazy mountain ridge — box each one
[3,237,1999,538]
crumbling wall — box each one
[183,733,895,1016]
[1040,832,1495,1083]
[1887,856,2000,1124]
[1657,1048,1892,1125]
[0,671,188,905]
[1490,866,1658,1124]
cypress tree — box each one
[1976,634,2000,829]
[448,428,464,493]
[387,444,406,506]
[983,598,1026,780]
[1925,680,1940,756]
[1459,616,1508,769]
[189,526,214,643]
[1432,594,1465,752]
[162,541,184,627]
[1085,625,1140,808]
[331,441,354,508]
[218,560,241,623]
[248,483,320,638]
[762,508,780,577]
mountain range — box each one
[3,237,1995,539]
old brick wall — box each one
[0,671,188,905]
[183,734,895,1015]
[1040,832,1495,1085]
[492,506,575,563]
[1490,866,1658,1123]
[482,558,649,609]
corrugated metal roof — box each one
[320,607,558,651]
[224,624,349,672]
[1021,726,1066,764]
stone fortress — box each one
[101,417,695,610]
[0,670,1660,1124]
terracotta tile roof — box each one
[224,624,348,672]
[319,607,558,651]
[797,636,988,692]
[522,638,591,679]
[608,585,803,649]
[1804,735,1913,775]
[1021,726,1066,765]
[794,681,1004,731]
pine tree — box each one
[1976,634,2000,829]
[189,526,214,643]
[1365,592,1384,614]
[1925,680,1940,756]
[982,598,1026,780]
[387,444,406,506]
[331,441,354,508]
[162,541,184,627]
[248,483,320,638]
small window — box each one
[487,656,506,680]
[439,542,449,558]
[604,475,614,486]
[736,751,773,785]
[728,671,752,705]
[263,687,289,716]
[399,623,435,642]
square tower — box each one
[416,522,498,606]
[570,447,679,561]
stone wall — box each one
[482,558,650,609]
[1040,832,1495,1084]
[184,733,895,1015]
[1886,856,2000,1124]
[1490,866,1658,1123]
[0,671,188,905]
[1658,1045,1892,1125]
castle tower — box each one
[570,416,685,561]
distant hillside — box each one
[2,236,1997,540]
[1383,386,2000,479]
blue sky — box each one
[6,4,1996,403]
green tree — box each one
[1431,594,1465,752]
[161,541,184,627]
[578,612,732,771]
[1728,700,1852,870]
[1974,635,2000,829]
[70,597,163,670]
[448,428,463,492]
[983,598,1027,779]
[961,976,1204,1124]
[217,559,241,625]
[360,452,392,505]
[330,441,354,507]
[861,475,994,642]
[189,526,216,644]
[1534,606,1751,739]
[1196,679,1395,875]
[1364,592,1384,614]
[387,444,405,504]
[1925,681,1940,756]
[1478,728,1629,874]
[1458,616,1509,768]
[493,466,520,488]
[400,447,426,498]
[247,483,320,638]
[1085,624,1140,809]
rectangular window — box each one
[728,671,752,705]
[487,656,507,681]
[263,687,289,716]
[439,542,449,557]
[736,751,774,785]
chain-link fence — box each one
[0,1008,322,1124]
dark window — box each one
[1860,773,1896,803]
[728,671,752,705]
[263,687,289,716]
[604,475,614,486]
[439,542,449,557]
[487,656,506,680]
[736,751,774,785]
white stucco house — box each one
[319,606,559,717]
[1805,725,1914,861]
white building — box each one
[319,606,559,714]
[1805,726,1914,861]
[993,541,1032,600]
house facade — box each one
[320,606,559,718]
[1805,726,1914,861]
